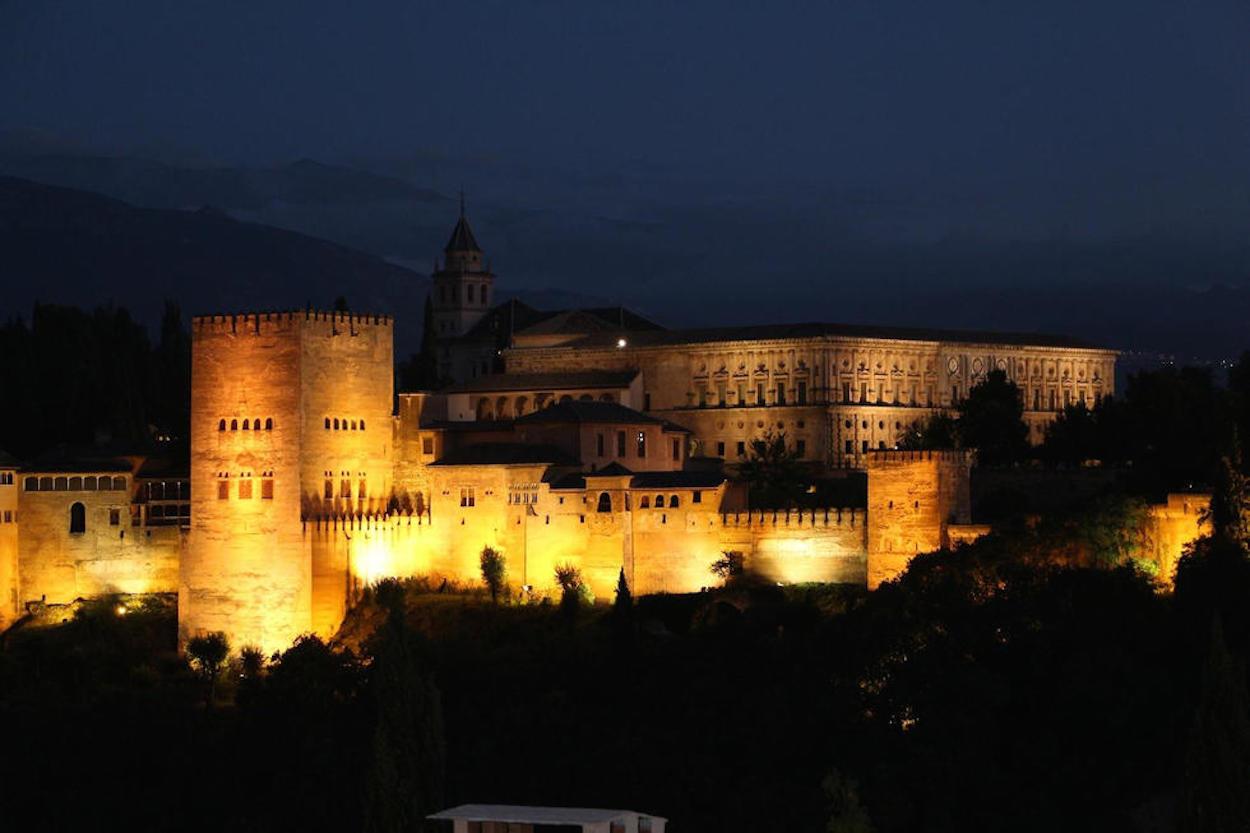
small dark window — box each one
[693,491,702,503]
[69,502,86,534]
[334,418,340,430]
[325,417,331,429]
[655,494,665,508]
[242,419,250,431]
[360,420,365,430]
[796,439,806,456]
[640,496,650,508]
[24,476,37,491]
[109,508,120,526]
[265,418,273,430]
[218,419,226,431]
[597,492,612,513]
[231,419,238,430]
[422,437,434,455]
[736,441,746,457]
[716,441,726,457]
[670,495,680,508]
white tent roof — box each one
[429,804,665,825]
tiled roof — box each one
[515,400,665,426]
[430,443,578,467]
[545,321,1107,351]
[587,462,634,477]
[446,370,639,394]
[444,215,481,253]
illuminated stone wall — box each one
[0,466,20,626]
[865,450,973,588]
[16,473,180,607]
[185,313,308,653]
[1145,493,1210,586]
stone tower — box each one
[182,311,394,654]
[864,449,973,589]
[431,200,494,342]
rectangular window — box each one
[672,437,680,461]
[776,381,786,405]
[340,479,351,499]
[422,437,434,455]
[797,381,807,405]
[261,478,274,500]
[842,381,851,403]
[796,439,806,456]
[692,491,702,504]
[698,385,708,408]
[3,510,11,523]
[716,441,726,457]
[717,381,727,406]
[323,479,333,500]
[460,487,475,507]
[737,441,746,457]
[617,431,626,457]
[597,433,605,456]
[109,508,120,526]
[757,382,766,406]
[637,431,647,458]
[845,439,854,454]
[239,479,253,500]
[862,440,869,454]
[737,382,747,405]
[218,480,230,500]
[860,382,868,402]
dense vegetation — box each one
[2,476,1249,833]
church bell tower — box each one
[431,198,494,340]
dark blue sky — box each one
[4,1,1250,358]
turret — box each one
[431,198,494,340]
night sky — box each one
[4,1,1250,359]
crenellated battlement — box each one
[192,310,393,336]
[719,507,864,528]
[864,449,974,466]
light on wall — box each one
[616,338,627,349]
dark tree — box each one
[898,413,958,450]
[398,297,441,391]
[186,631,230,709]
[334,296,350,312]
[738,429,809,508]
[1039,402,1100,465]
[957,369,1028,466]
[613,567,632,613]
[1178,619,1250,833]
[363,598,446,833]
[479,546,506,603]
[154,300,190,440]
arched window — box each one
[600,393,615,403]
[231,419,238,430]
[242,419,250,430]
[339,417,346,430]
[24,476,37,491]
[69,476,82,490]
[218,419,226,431]
[69,502,86,534]
[334,418,340,430]
[39,476,52,490]
[351,420,357,430]
[325,417,331,429]
[579,394,594,402]
[639,496,649,509]
[359,420,365,430]
[515,396,528,416]
[253,417,260,429]
[477,398,493,421]
[669,495,680,508]
[84,476,97,491]
[597,492,612,513]
[559,395,574,404]
[54,477,67,491]
[265,418,273,430]
[654,495,665,508]
[112,477,126,491]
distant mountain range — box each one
[0,175,431,349]
[3,140,1250,364]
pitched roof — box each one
[444,215,481,253]
[630,470,728,488]
[547,320,1108,351]
[446,370,639,394]
[430,443,577,467]
[455,301,663,345]
[587,461,634,477]
[515,400,665,427]
[429,805,663,826]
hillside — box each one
[0,176,430,345]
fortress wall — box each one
[1145,493,1210,585]
[184,314,308,654]
[865,450,972,588]
[0,472,18,626]
[730,509,868,585]
[299,313,395,517]
[16,483,180,606]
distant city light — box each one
[616,338,627,348]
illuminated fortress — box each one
[0,211,1211,653]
